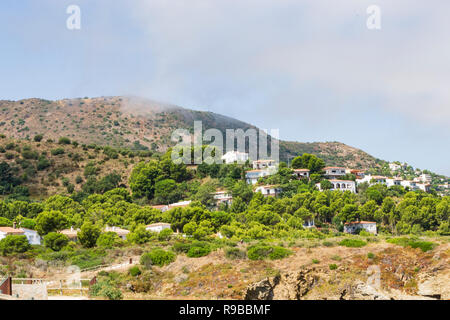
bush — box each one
[172,241,192,253]
[187,246,211,258]
[367,252,375,259]
[129,266,141,277]
[158,228,173,241]
[58,137,71,145]
[247,244,292,260]
[140,249,176,268]
[329,264,338,270]
[128,266,142,277]
[387,237,436,252]
[0,217,12,227]
[338,239,367,248]
[33,134,43,142]
[225,247,246,260]
[51,148,65,156]
[0,235,31,255]
[96,232,121,248]
[43,232,69,251]
[90,280,123,300]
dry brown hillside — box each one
[0,96,383,169]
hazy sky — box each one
[0,1,449,175]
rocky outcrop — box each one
[244,268,320,300]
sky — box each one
[0,0,449,175]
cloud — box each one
[126,0,450,126]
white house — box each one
[419,173,432,183]
[213,190,233,206]
[146,223,172,233]
[356,175,387,186]
[401,180,419,191]
[22,228,42,245]
[316,180,356,193]
[386,177,403,187]
[417,183,431,193]
[323,167,347,179]
[151,200,192,212]
[245,169,271,185]
[255,185,282,197]
[221,151,249,164]
[252,159,277,170]
[292,169,310,179]
[104,226,130,240]
[344,221,377,235]
[0,227,25,241]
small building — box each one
[292,169,310,179]
[348,169,365,180]
[221,151,249,164]
[316,180,356,193]
[323,167,347,179]
[213,190,233,206]
[417,183,431,193]
[356,175,387,186]
[146,223,172,233]
[344,221,377,235]
[104,226,130,240]
[420,173,432,183]
[21,228,42,245]
[0,227,25,241]
[252,159,277,170]
[245,169,271,185]
[151,200,192,212]
[386,177,403,187]
[60,227,79,242]
[255,185,282,197]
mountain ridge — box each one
[0,96,382,169]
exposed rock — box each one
[244,268,319,300]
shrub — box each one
[312,259,320,264]
[0,217,12,227]
[158,228,173,241]
[90,280,123,300]
[43,232,69,251]
[129,266,142,277]
[140,249,176,268]
[367,252,375,259]
[58,137,71,145]
[37,156,51,170]
[225,247,246,260]
[247,244,292,260]
[338,239,367,248]
[51,148,65,156]
[187,246,211,258]
[322,241,334,247]
[96,232,121,248]
[0,235,31,255]
[329,264,338,270]
[387,237,436,252]
[33,134,43,142]
[172,241,191,253]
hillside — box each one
[0,96,382,169]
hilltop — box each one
[0,96,383,169]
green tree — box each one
[35,210,68,236]
[43,232,69,251]
[77,222,101,248]
[291,153,325,173]
[0,235,30,255]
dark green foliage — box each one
[43,232,69,251]
[0,235,31,255]
[247,244,292,260]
